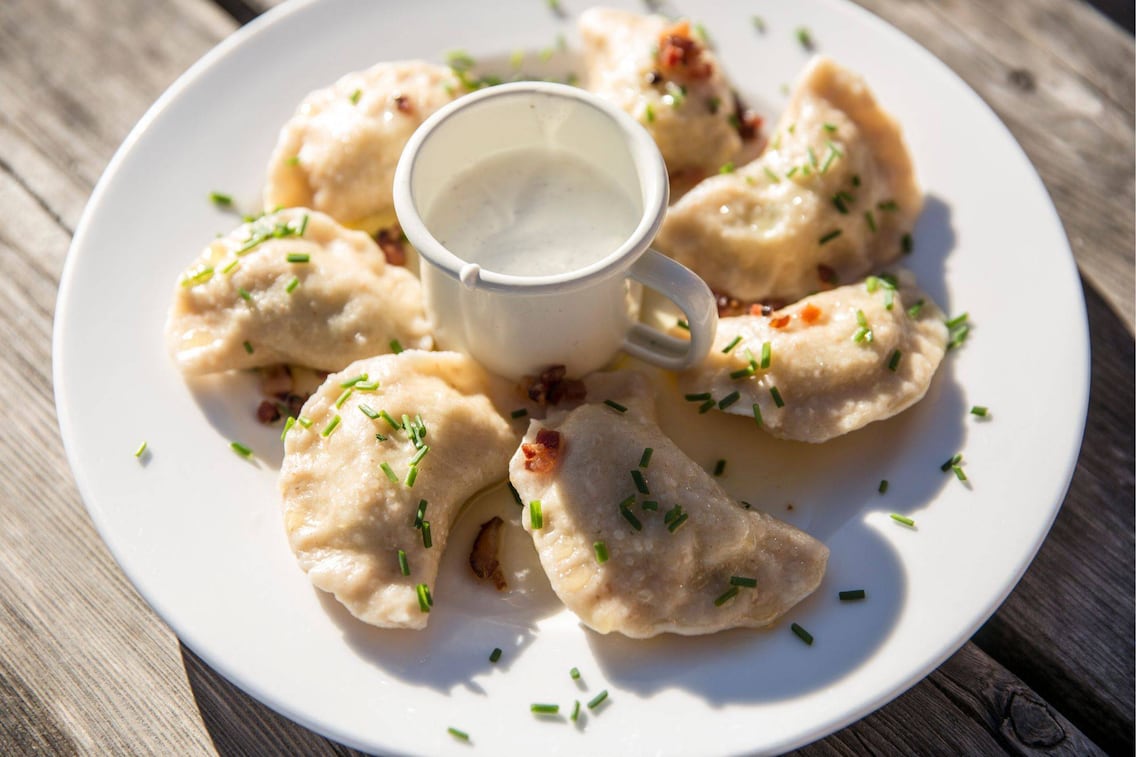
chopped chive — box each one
[833,194,849,214]
[901,233,913,254]
[948,325,970,349]
[839,589,867,601]
[878,199,899,211]
[398,549,410,576]
[530,500,544,529]
[375,433,387,442]
[296,214,309,236]
[639,447,654,468]
[286,252,310,263]
[410,445,430,465]
[971,406,989,417]
[644,103,655,123]
[864,210,877,233]
[730,364,756,380]
[760,341,772,369]
[489,647,502,663]
[883,288,895,310]
[879,479,889,494]
[752,15,766,32]
[952,465,968,482]
[335,387,353,408]
[587,690,609,710]
[667,512,689,533]
[790,622,814,645]
[339,373,368,387]
[297,416,312,428]
[763,166,781,183]
[820,147,838,174]
[285,277,300,294]
[719,391,741,409]
[752,403,763,426]
[769,386,785,407]
[823,122,837,133]
[684,392,712,401]
[133,441,148,458]
[379,410,401,430]
[888,350,902,371]
[713,459,726,476]
[241,340,254,355]
[230,440,253,458]
[907,299,925,318]
[571,700,581,722]
[180,265,214,287]
[380,461,398,483]
[389,338,404,354]
[641,500,658,511]
[421,519,432,547]
[321,415,341,437]
[807,146,818,169]
[570,667,581,680]
[890,513,915,527]
[730,576,758,588]
[603,399,628,413]
[507,482,523,507]
[531,704,559,715]
[620,504,642,531]
[210,191,233,206]
[592,540,610,564]
[280,416,297,441]
[447,727,469,742]
[940,453,963,472]
[676,318,690,330]
[721,335,743,354]
[945,312,969,330]
[786,166,799,178]
[631,469,649,494]
[510,408,528,419]
[284,155,300,166]
[221,259,240,274]
[698,399,716,414]
[354,381,379,392]
[719,162,735,174]
[349,88,362,104]
[819,229,842,245]
[416,583,432,612]
[359,404,379,420]
[414,500,428,528]
[714,586,740,606]
[404,464,419,487]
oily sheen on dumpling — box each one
[680,271,948,443]
[579,8,757,193]
[263,61,460,232]
[510,384,829,638]
[166,209,431,375]
[280,351,530,629]
[656,56,921,304]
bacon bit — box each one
[469,516,507,591]
[657,21,713,80]
[256,400,282,424]
[800,303,823,324]
[259,364,294,398]
[817,264,839,289]
[715,291,744,317]
[525,365,586,406]
[376,226,407,266]
[393,94,413,114]
[731,93,763,141]
[770,314,791,329]
[522,428,562,473]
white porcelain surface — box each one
[53,1,1089,755]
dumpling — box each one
[279,351,531,629]
[263,61,460,232]
[579,8,760,194]
[679,271,947,443]
[655,56,921,305]
[510,378,829,638]
[166,209,432,375]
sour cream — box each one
[423,146,640,277]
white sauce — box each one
[423,147,639,276]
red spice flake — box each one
[817,264,839,288]
[656,21,713,79]
[522,428,562,473]
[800,303,823,324]
[525,365,586,406]
[770,314,791,329]
[376,226,407,266]
[256,400,282,424]
[393,94,413,114]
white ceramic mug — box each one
[393,81,716,380]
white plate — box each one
[53,0,1088,754]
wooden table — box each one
[2,0,1131,753]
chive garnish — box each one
[644,103,655,123]
[296,214,309,236]
[620,504,643,531]
[321,415,341,437]
[398,549,410,576]
[879,479,889,494]
[820,147,838,174]
[853,309,873,344]
[760,341,772,369]
[210,192,233,206]
[676,318,689,330]
[570,667,581,680]
[948,325,970,350]
[410,445,430,465]
[507,482,523,507]
[639,447,654,468]
[489,647,502,663]
[280,416,296,441]
[297,416,312,428]
[587,690,609,710]
[823,122,837,133]
[839,589,866,601]
[571,700,581,722]
[807,146,818,170]
[833,194,850,214]
[389,338,404,354]
[284,156,299,166]
[447,727,469,742]
[713,459,726,476]
[285,277,300,294]
[286,252,310,263]
[953,465,968,482]
[230,441,253,458]
[752,403,763,426]
[416,583,432,612]
[237,287,252,302]
[819,229,842,245]
[684,392,712,401]
[888,350,902,372]
[181,264,214,288]
[665,508,688,533]
[945,312,969,330]
[402,464,418,487]
[530,500,543,529]
[907,299,925,318]
[729,576,758,589]
[339,373,368,387]
[890,513,915,527]
[590,540,609,565]
[133,441,148,458]
[241,340,254,355]
[380,461,398,483]
[698,399,716,414]
[719,391,741,409]
[603,399,628,413]
[375,433,387,442]
[786,166,799,178]
[719,162,735,174]
[901,232,914,254]
[763,166,780,183]
[971,406,989,417]
[770,387,785,407]
[752,15,766,32]
[354,381,379,391]
[790,622,814,645]
[940,453,962,472]
[641,500,658,511]
[379,410,401,430]
[421,519,432,547]
[531,703,559,715]
[721,335,743,354]
[714,586,740,606]
[631,469,649,494]
[864,210,877,233]
[852,174,861,187]
[221,259,239,274]
[510,408,528,419]
[730,365,756,380]
[349,88,362,104]
[334,388,353,408]
[358,404,379,420]
[414,500,428,529]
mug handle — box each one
[622,248,718,371]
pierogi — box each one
[279,351,530,629]
[579,8,759,194]
[510,387,829,638]
[680,271,948,443]
[166,209,431,375]
[656,56,921,304]
[263,61,460,232]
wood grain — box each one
[0,0,1130,755]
